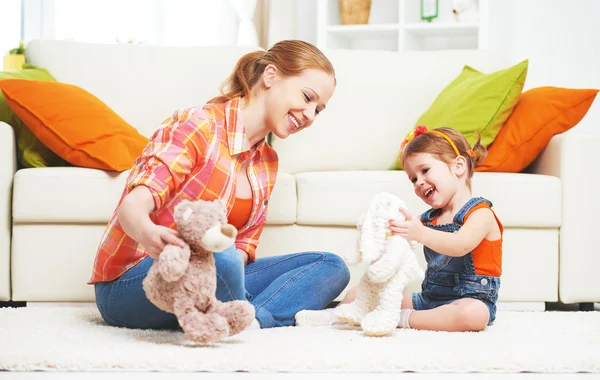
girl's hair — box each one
[401,127,487,188]
[208,40,336,104]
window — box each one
[0,0,22,56]
[48,0,242,46]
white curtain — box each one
[267,0,317,47]
[230,0,258,46]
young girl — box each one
[296,126,502,332]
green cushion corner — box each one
[395,59,529,170]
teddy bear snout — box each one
[200,223,238,252]
[221,224,237,239]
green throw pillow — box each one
[0,65,66,168]
[396,60,528,169]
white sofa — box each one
[1,40,597,308]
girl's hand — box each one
[389,208,424,242]
[137,221,186,260]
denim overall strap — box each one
[420,207,441,224]
[453,197,493,226]
[421,197,491,276]
[418,197,501,325]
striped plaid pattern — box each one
[89,98,278,283]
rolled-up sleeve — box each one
[126,108,212,211]
[236,206,268,263]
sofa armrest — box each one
[529,132,600,303]
[0,122,16,301]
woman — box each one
[89,40,350,330]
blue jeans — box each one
[94,246,350,329]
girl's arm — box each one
[391,208,498,257]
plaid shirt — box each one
[89,98,278,284]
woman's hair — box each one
[208,40,336,104]
[401,127,487,188]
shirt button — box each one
[481,278,488,285]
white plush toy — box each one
[452,0,479,23]
[335,192,424,336]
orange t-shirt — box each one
[433,203,503,277]
[228,197,253,230]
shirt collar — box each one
[224,97,267,158]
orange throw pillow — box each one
[477,87,598,172]
[0,79,148,171]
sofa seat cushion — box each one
[295,171,561,228]
[12,168,296,224]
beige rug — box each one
[0,307,598,373]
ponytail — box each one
[470,133,487,168]
[208,51,265,104]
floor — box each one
[1,373,599,380]
[1,302,598,379]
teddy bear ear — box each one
[174,199,193,217]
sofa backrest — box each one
[272,49,507,173]
[26,40,506,173]
[25,40,257,137]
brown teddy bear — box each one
[142,199,255,343]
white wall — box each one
[268,0,317,47]
[269,0,600,133]
[498,0,600,133]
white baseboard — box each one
[496,302,546,311]
[23,301,597,312]
[26,302,96,307]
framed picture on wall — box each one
[421,0,439,22]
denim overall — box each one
[412,197,501,325]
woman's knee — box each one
[214,246,246,301]
[322,252,351,290]
[215,247,245,281]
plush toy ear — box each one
[174,199,193,219]
[357,212,366,229]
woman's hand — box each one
[117,186,185,260]
[137,221,186,260]
[389,208,424,242]
[239,249,249,266]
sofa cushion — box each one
[12,168,296,224]
[25,40,258,138]
[477,87,599,172]
[0,79,148,171]
[410,60,529,149]
[0,66,65,168]
[271,50,507,174]
[13,168,128,223]
[294,171,561,228]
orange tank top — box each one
[432,203,503,277]
[228,197,253,230]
